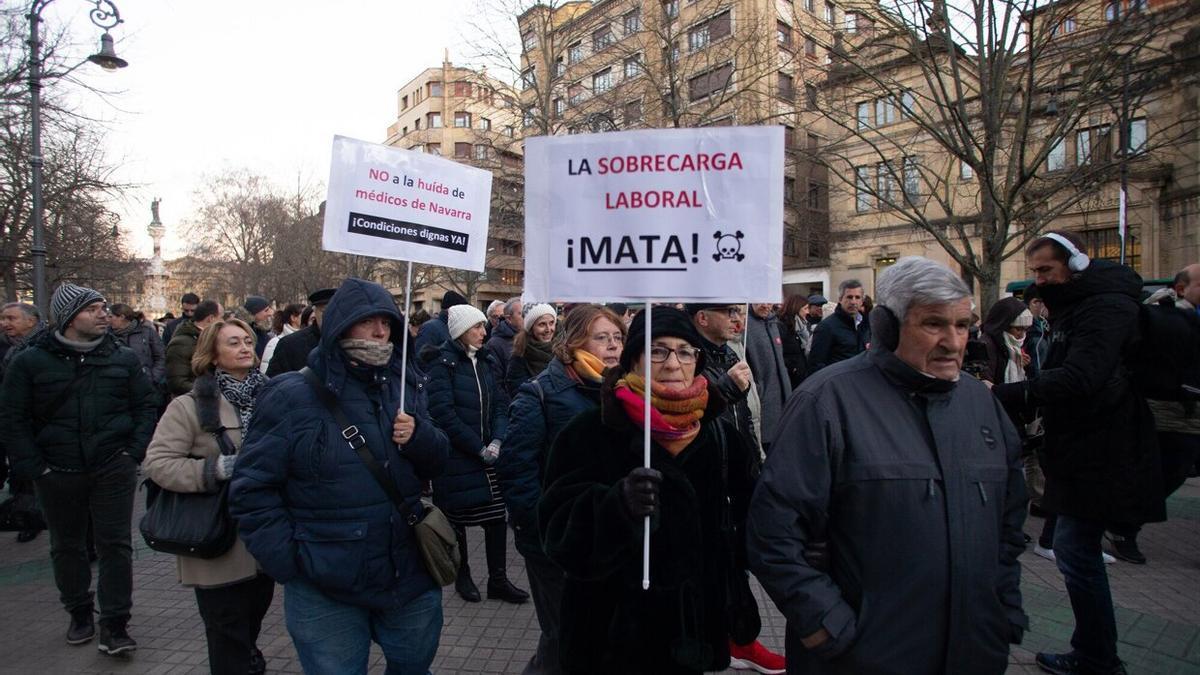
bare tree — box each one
[802,0,1200,307]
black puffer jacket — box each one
[0,331,158,479]
[808,306,870,374]
[994,260,1165,526]
[265,323,320,377]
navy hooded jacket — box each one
[229,277,449,609]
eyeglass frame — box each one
[647,345,701,365]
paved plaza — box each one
[0,480,1197,674]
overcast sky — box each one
[49,0,480,259]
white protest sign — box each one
[524,126,784,302]
[323,135,492,270]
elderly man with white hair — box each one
[747,256,1028,675]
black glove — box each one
[618,467,663,518]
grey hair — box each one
[503,296,522,316]
[486,300,504,314]
[838,278,863,298]
[2,302,40,321]
[875,257,971,322]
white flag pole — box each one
[398,260,414,416]
[642,301,652,591]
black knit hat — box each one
[620,307,706,373]
[51,282,105,328]
[243,296,270,315]
[441,290,468,309]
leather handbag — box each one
[300,368,461,586]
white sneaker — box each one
[1034,544,1056,562]
[1102,551,1117,565]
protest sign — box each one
[524,126,784,302]
[323,135,492,271]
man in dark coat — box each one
[0,302,48,543]
[748,257,1027,675]
[994,232,1164,675]
[744,304,791,454]
[687,303,759,451]
[482,296,521,381]
[160,292,198,346]
[264,288,334,377]
[0,283,158,655]
[808,280,870,374]
[413,290,468,355]
[243,296,273,358]
[164,300,221,396]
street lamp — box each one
[27,0,127,316]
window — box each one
[427,143,442,155]
[690,23,710,51]
[521,68,536,90]
[554,57,565,77]
[401,126,407,135]
[1047,139,1066,171]
[804,84,818,109]
[454,111,471,128]
[807,180,826,210]
[807,133,822,151]
[453,81,472,97]
[663,0,679,19]
[875,96,896,125]
[414,118,421,130]
[429,81,443,97]
[777,72,794,99]
[624,9,641,34]
[593,68,613,93]
[554,97,565,116]
[569,82,584,106]
[824,2,836,24]
[785,177,796,203]
[401,95,408,110]
[855,166,872,212]
[568,41,583,64]
[844,12,859,34]
[900,89,916,118]
[1125,118,1147,155]
[805,0,815,11]
[504,125,515,137]
[1051,17,1077,36]
[499,269,524,286]
[876,161,896,204]
[624,99,643,124]
[777,21,793,48]
[856,101,871,129]
[663,41,680,64]
[784,125,796,148]
[427,112,442,128]
[1128,0,1146,13]
[523,108,537,128]
[689,12,729,52]
[593,25,613,52]
[903,156,920,199]
[455,142,471,158]
[624,54,642,79]
[960,159,973,180]
[474,145,489,161]
[1083,227,1140,270]
[1077,125,1111,165]
[522,31,537,52]
[478,117,491,131]
[1105,1,1119,22]
[703,115,735,126]
[689,62,734,101]
[805,36,817,56]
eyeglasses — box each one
[590,333,624,345]
[703,307,744,319]
[648,345,700,364]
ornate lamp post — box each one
[27,0,127,315]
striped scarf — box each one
[613,373,708,456]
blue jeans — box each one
[284,580,442,675]
[1053,515,1119,670]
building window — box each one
[1051,16,1077,36]
[454,111,471,128]
[804,36,817,56]
[1128,0,1146,13]
[624,99,643,124]
[1104,1,1119,22]
[521,68,536,90]
[824,2,836,25]
[1125,118,1147,155]
[903,156,920,199]
[855,166,872,212]
[414,118,421,130]
[1083,227,1140,270]
[777,72,794,99]
[804,84,818,109]
[702,115,735,127]
[427,112,442,128]
[478,117,491,131]
[663,0,679,19]
[807,132,822,151]
[593,25,613,52]
[960,159,973,180]
[805,0,815,11]
[522,31,537,52]
[499,269,524,286]
[429,81,443,97]
[664,41,680,63]
[624,54,642,79]
[453,81,472,97]
[785,177,796,203]
[856,101,871,129]
[504,125,515,137]
[689,62,734,101]
[777,20,792,48]
[401,95,408,110]
[474,145,489,161]
[427,143,442,155]
[568,41,583,64]
[554,57,565,77]
[1076,125,1111,165]
[624,9,641,34]
[1047,139,1065,171]
[875,96,896,126]
[784,125,796,148]
[402,126,408,135]
[455,142,471,158]
[554,97,565,116]
[593,68,613,93]
[807,180,826,210]
[523,108,536,128]
[844,12,859,33]
[568,82,584,106]
[876,161,896,204]
[900,89,916,118]
[690,23,709,51]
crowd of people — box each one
[0,229,1196,675]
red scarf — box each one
[613,373,708,456]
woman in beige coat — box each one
[144,318,273,675]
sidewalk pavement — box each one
[0,479,1196,674]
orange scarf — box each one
[613,373,708,455]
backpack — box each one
[1126,302,1200,401]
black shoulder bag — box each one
[139,391,239,559]
[299,368,460,586]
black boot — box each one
[484,521,529,604]
[98,620,137,656]
[453,526,480,602]
[66,607,95,645]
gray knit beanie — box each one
[51,282,106,328]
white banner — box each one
[524,127,784,302]
[323,135,492,271]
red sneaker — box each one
[729,639,786,674]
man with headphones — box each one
[993,231,1164,675]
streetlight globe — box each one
[87,32,127,71]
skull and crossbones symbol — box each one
[713,230,745,262]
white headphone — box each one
[1042,232,1090,272]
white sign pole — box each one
[642,301,653,591]
[398,260,414,415]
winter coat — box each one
[497,358,600,553]
[748,347,1028,675]
[778,316,809,389]
[808,305,870,374]
[0,331,158,479]
[264,323,319,377]
[424,338,509,511]
[117,320,167,388]
[228,278,449,610]
[744,311,792,446]
[538,375,757,674]
[250,324,270,359]
[483,320,518,382]
[143,374,259,588]
[505,353,535,399]
[165,321,201,396]
[413,312,451,356]
[993,260,1165,526]
[697,335,759,451]
[259,323,296,375]
[162,315,186,347]
[1142,290,1200,435]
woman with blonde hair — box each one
[143,318,272,674]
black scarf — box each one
[214,368,268,430]
[524,338,555,378]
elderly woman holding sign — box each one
[537,307,761,675]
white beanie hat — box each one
[523,303,557,332]
[447,304,488,340]
[1010,309,1033,328]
